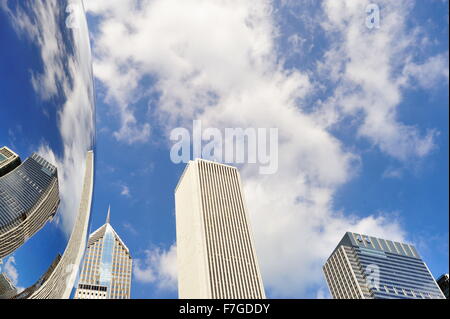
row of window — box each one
[373,286,442,299]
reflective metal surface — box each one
[0,0,95,298]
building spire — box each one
[106,205,111,224]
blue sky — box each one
[82,0,449,299]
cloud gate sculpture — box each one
[0,0,95,299]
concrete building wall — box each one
[175,159,265,299]
[175,161,211,299]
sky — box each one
[82,0,449,299]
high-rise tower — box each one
[437,274,449,298]
[175,159,265,299]
[74,207,132,299]
[0,151,60,259]
[0,273,17,299]
[0,146,21,177]
[323,232,445,299]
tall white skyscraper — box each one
[175,159,265,299]
[74,206,132,299]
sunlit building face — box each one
[75,210,133,299]
[0,0,95,299]
[323,232,446,299]
[175,159,266,299]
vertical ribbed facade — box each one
[323,245,371,299]
[175,159,265,299]
[74,210,132,299]
[323,232,445,299]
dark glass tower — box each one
[0,152,60,258]
[0,146,21,177]
[323,232,445,299]
[436,274,449,298]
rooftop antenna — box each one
[106,205,111,224]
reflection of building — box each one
[0,151,60,259]
[0,273,17,299]
[28,150,94,299]
[74,207,132,299]
[175,159,265,299]
[323,232,445,299]
[12,254,61,299]
[437,274,449,298]
[0,146,21,177]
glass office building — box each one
[0,147,21,177]
[75,207,132,299]
[0,151,60,259]
[436,274,449,298]
[323,232,445,299]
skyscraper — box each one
[0,146,21,177]
[175,159,265,299]
[74,206,132,299]
[323,232,445,299]
[0,151,60,259]
[0,273,17,299]
[436,274,449,298]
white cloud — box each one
[3,256,19,286]
[85,0,445,297]
[133,244,177,291]
[316,287,331,299]
[120,184,131,197]
[382,166,404,179]
[402,52,449,89]
[123,222,138,236]
[316,0,446,161]
[0,256,25,293]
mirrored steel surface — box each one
[0,0,95,299]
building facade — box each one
[436,274,449,298]
[0,146,21,177]
[0,273,17,299]
[0,151,60,259]
[74,207,132,299]
[175,159,265,299]
[323,232,445,299]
